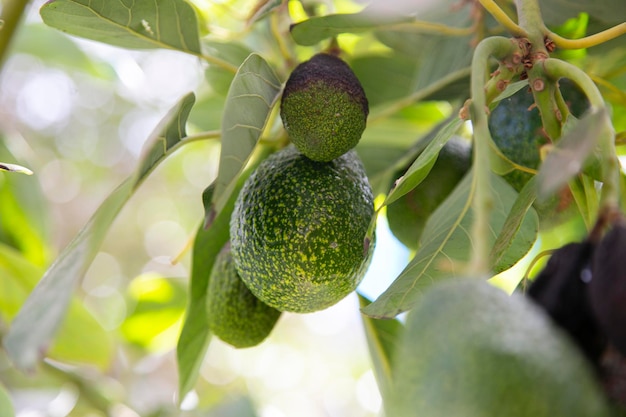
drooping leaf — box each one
[290,11,410,46]
[177,145,272,399]
[40,0,201,54]
[358,294,403,403]
[210,53,282,221]
[537,107,611,199]
[362,171,538,318]
[382,117,463,207]
[3,93,196,371]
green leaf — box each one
[362,171,538,318]
[351,54,420,107]
[290,12,410,46]
[540,0,626,25]
[40,0,201,53]
[203,41,254,96]
[210,53,282,220]
[537,108,610,199]
[358,294,403,403]
[382,118,463,207]
[0,384,14,417]
[3,93,196,371]
[489,177,539,269]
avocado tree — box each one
[1,0,626,415]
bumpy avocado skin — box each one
[230,145,375,313]
[206,245,281,348]
[280,53,369,162]
[387,138,471,250]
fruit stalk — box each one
[468,36,520,275]
[478,0,526,37]
[548,23,626,50]
[541,58,620,211]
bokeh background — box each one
[0,0,413,415]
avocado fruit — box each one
[230,145,375,313]
[206,244,281,348]
[386,138,471,250]
[280,53,369,162]
[389,279,613,417]
[488,78,589,191]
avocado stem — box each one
[547,23,626,50]
[468,36,520,275]
[541,58,620,213]
[478,0,527,37]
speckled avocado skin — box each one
[280,53,369,162]
[230,145,375,313]
[206,244,281,348]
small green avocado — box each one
[230,145,375,313]
[280,53,369,162]
[206,244,281,348]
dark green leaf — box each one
[358,294,403,402]
[3,93,196,371]
[351,54,419,107]
[40,0,201,53]
[362,171,538,318]
[210,53,282,219]
[290,12,410,46]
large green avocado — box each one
[389,279,613,417]
[280,53,369,162]
[386,138,471,250]
[230,145,375,313]
[206,244,281,348]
